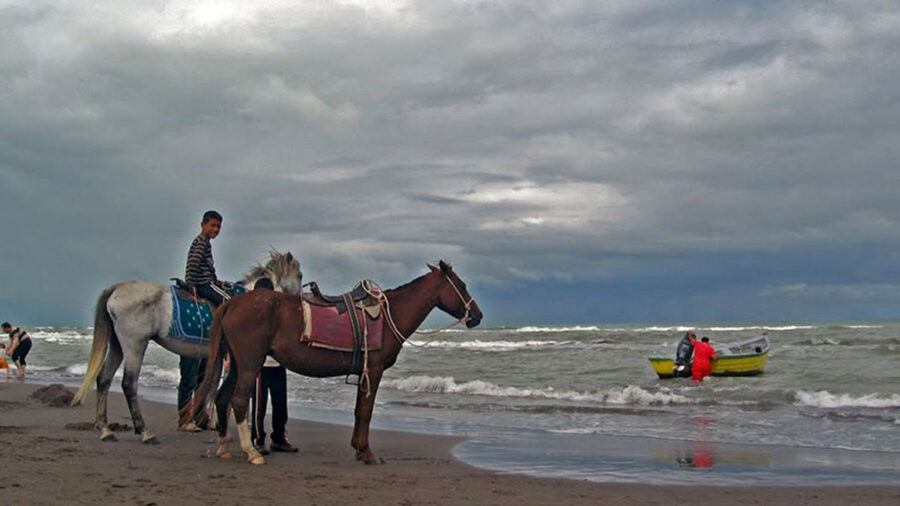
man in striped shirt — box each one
[185,210,225,306]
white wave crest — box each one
[514,326,601,333]
[794,390,900,409]
[382,375,695,406]
[66,363,88,376]
[30,330,93,343]
[634,325,816,332]
[406,339,574,350]
[140,365,181,386]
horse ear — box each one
[426,263,439,272]
[439,260,451,273]
[286,252,293,263]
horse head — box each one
[245,249,303,294]
[427,260,483,328]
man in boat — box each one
[692,336,719,382]
[673,331,696,378]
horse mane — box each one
[241,249,301,286]
[385,261,449,294]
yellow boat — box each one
[649,336,771,379]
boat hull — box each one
[649,352,769,379]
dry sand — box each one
[1,381,897,505]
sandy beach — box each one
[0,382,896,505]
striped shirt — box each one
[185,234,216,286]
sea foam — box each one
[794,390,900,409]
[382,375,695,406]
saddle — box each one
[169,278,207,304]
[299,280,385,385]
[169,278,243,304]
[303,281,378,315]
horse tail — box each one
[179,299,231,427]
[72,284,119,406]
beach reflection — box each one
[676,440,715,468]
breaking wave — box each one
[794,390,900,409]
[514,326,602,333]
[406,339,576,350]
[29,330,93,344]
[382,375,696,406]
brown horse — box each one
[182,260,482,465]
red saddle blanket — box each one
[301,302,383,352]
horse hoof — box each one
[141,430,158,444]
[217,450,232,459]
[249,455,266,465]
[361,455,385,465]
[100,430,117,442]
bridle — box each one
[364,272,477,345]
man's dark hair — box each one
[202,210,223,223]
[1,322,10,328]
[701,337,710,343]
[254,277,274,290]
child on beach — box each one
[2,322,32,379]
[178,210,226,432]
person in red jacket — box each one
[692,337,718,382]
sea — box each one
[18,323,900,484]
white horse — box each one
[72,250,302,444]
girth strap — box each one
[344,293,363,373]
[343,293,372,396]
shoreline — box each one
[27,373,900,486]
[1,381,899,505]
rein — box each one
[362,274,476,347]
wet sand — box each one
[1,381,898,505]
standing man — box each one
[250,277,298,454]
[2,322,32,379]
[673,330,696,377]
[692,336,719,382]
[178,210,225,431]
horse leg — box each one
[351,365,384,464]
[95,335,123,442]
[120,340,158,444]
[231,370,265,465]
[214,366,238,459]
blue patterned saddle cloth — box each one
[167,284,246,344]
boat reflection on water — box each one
[676,440,715,468]
[656,415,773,470]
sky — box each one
[2,0,900,326]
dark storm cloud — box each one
[2,1,900,324]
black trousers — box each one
[177,356,207,412]
[194,283,225,306]
[251,366,288,446]
[11,338,31,366]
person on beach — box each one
[249,277,298,455]
[691,336,718,382]
[178,210,226,431]
[673,331,696,377]
[0,344,10,376]
[2,322,32,379]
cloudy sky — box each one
[2,0,900,326]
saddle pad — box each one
[167,286,214,344]
[301,301,383,352]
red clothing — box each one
[692,342,717,382]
